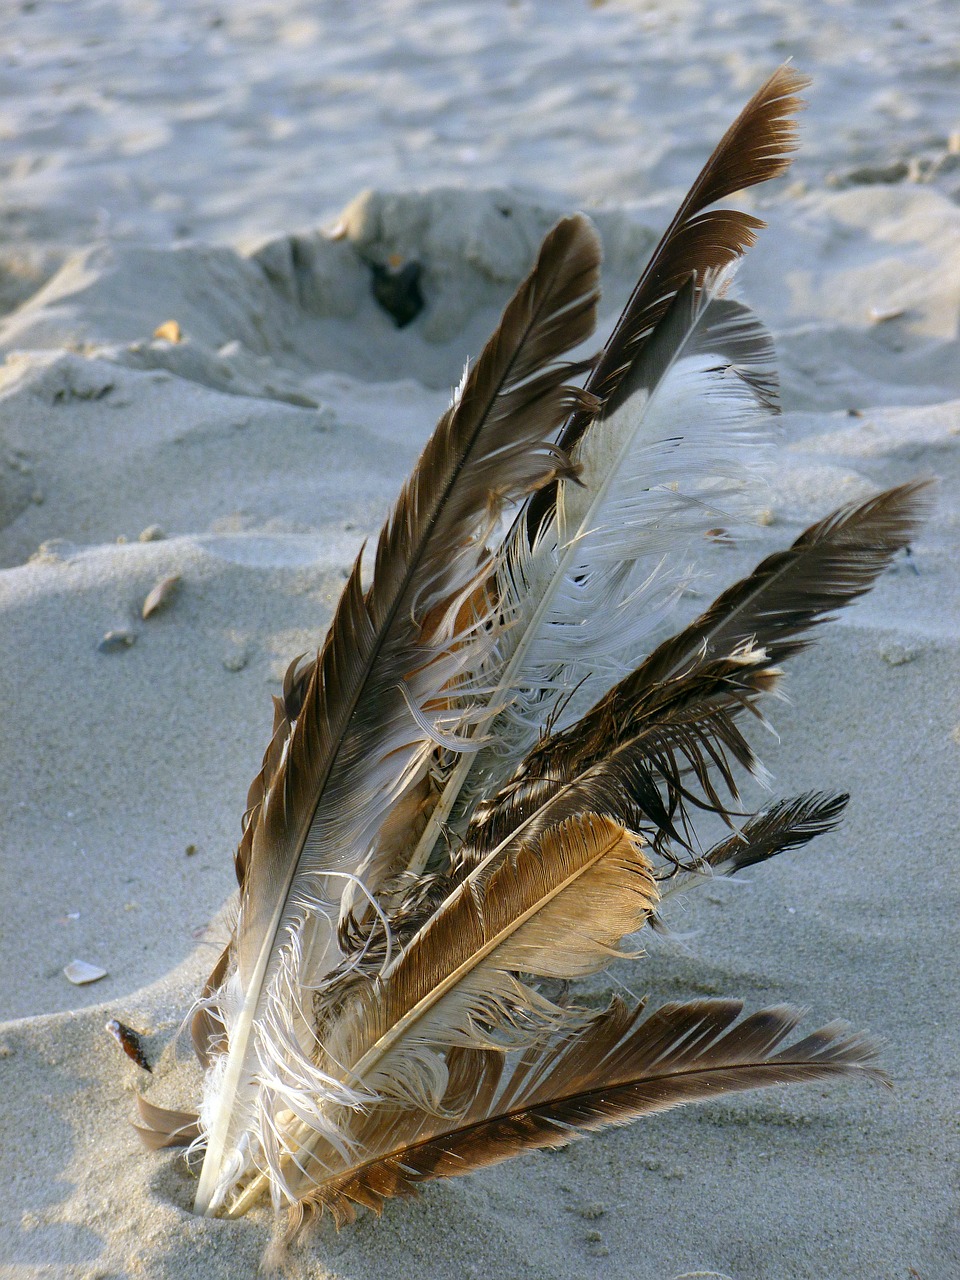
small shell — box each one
[98,629,136,653]
[64,959,107,985]
[105,1018,152,1071]
[142,574,181,619]
[153,320,182,342]
[138,524,166,543]
[868,304,905,324]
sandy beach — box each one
[2,2,959,1277]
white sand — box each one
[2,2,959,1277]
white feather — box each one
[407,269,777,871]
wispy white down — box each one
[466,271,778,802]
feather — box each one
[133,1096,201,1151]
[416,62,810,862]
[408,269,780,877]
[192,213,603,1214]
[646,791,850,938]
[627,479,932,692]
[404,68,815,878]
[523,62,808,541]
[700,790,850,877]
[465,482,929,865]
[291,998,884,1229]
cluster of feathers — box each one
[136,66,929,1254]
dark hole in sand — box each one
[370,260,425,328]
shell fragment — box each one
[64,959,108,985]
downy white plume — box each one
[481,277,775,763]
[405,275,777,875]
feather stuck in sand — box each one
[132,67,929,1252]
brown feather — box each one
[133,1095,201,1151]
[238,213,603,974]
[525,63,808,538]
[294,998,884,1228]
[467,483,930,862]
[368,813,655,1049]
[580,62,807,419]
[645,791,851,939]
[630,480,932,692]
[701,791,849,877]
[194,214,604,1214]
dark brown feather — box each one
[468,483,929,862]
[702,791,849,876]
[630,480,932,692]
[471,645,778,855]
[525,63,808,537]
[294,998,883,1228]
[646,791,850,938]
[238,213,603,977]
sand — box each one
[2,2,959,1277]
